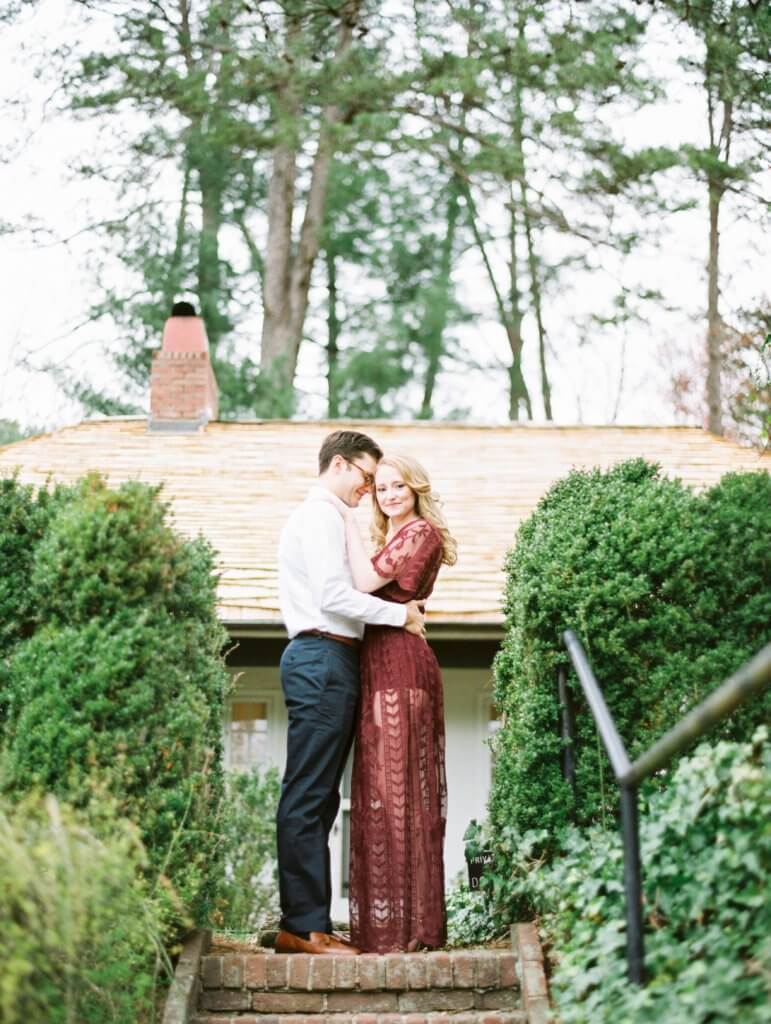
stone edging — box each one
[162,929,212,1024]
[512,923,552,1024]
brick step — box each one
[195,1015,527,1024]
[197,951,523,1019]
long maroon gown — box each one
[349,518,448,953]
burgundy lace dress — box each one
[349,518,448,953]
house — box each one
[1,312,766,920]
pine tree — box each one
[660,0,770,434]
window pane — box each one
[228,700,268,772]
[489,702,502,735]
[232,701,267,723]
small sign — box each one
[465,847,493,890]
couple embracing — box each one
[275,429,457,956]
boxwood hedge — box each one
[0,474,228,933]
[490,460,771,839]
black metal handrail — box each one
[558,632,771,985]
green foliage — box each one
[213,764,281,933]
[0,792,166,1024]
[473,731,770,1020]
[0,476,57,658]
[0,420,42,446]
[446,820,549,947]
[8,0,697,424]
[29,475,217,626]
[490,462,771,839]
[464,819,550,933]
[723,314,771,447]
[445,878,500,948]
[0,477,73,732]
[317,153,471,420]
[1,474,228,933]
[692,471,771,740]
[542,729,771,1023]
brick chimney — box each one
[149,302,219,431]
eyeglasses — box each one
[344,458,375,489]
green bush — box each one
[3,614,225,927]
[213,764,281,933]
[540,728,771,1023]
[445,875,503,948]
[472,730,770,1020]
[462,818,550,935]
[491,461,771,839]
[1,474,228,933]
[30,474,216,626]
[0,476,71,719]
[446,822,550,947]
[690,471,771,742]
[0,793,166,1024]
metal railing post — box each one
[558,633,771,992]
[619,785,645,984]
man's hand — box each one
[404,599,426,637]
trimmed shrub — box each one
[4,613,225,925]
[29,474,216,626]
[214,764,281,933]
[1,474,228,932]
[491,461,771,839]
[0,477,71,722]
[691,471,771,741]
[0,793,165,1024]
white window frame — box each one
[224,691,278,773]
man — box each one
[275,429,425,956]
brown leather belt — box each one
[297,629,361,649]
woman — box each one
[342,454,457,953]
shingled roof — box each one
[1,419,766,627]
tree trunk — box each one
[260,2,361,387]
[703,29,733,437]
[461,177,531,422]
[520,181,552,420]
[506,193,532,421]
[198,168,223,350]
[177,0,229,353]
[326,249,340,418]
[419,175,461,418]
[164,161,190,313]
[512,10,548,420]
[260,130,297,378]
[706,174,723,434]
[284,127,339,378]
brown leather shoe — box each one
[275,930,360,955]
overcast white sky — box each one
[0,0,768,434]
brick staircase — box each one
[194,948,526,1024]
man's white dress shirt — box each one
[278,486,407,639]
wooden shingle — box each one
[1,419,766,625]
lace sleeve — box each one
[371,520,440,589]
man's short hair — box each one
[318,430,383,474]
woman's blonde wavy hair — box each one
[370,454,458,567]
